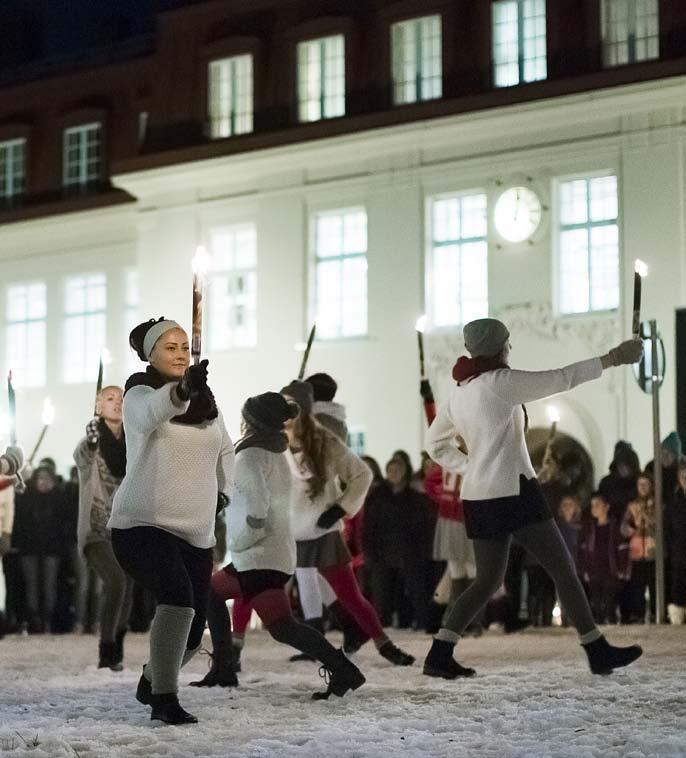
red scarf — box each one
[452,354,508,383]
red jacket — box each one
[423,393,464,522]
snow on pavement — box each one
[1,626,684,758]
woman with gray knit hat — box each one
[108,318,235,725]
[191,391,365,700]
[281,379,414,667]
[423,318,644,679]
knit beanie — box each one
[463,319,510,358]
[281,380,314,415]
[242,392,298,432]
[662,432,683,459]
[306,373,338,402]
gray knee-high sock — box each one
[149,605,195,695]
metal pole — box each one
[650,319,665,623]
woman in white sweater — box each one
[191,392,365,700]
[108,318,235,725]
[282,380,414,667]
[422,318,644,679]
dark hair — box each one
[590,491,607,503]
[361,455,383,484]
[388,450,414,489]
[129,317,167,362]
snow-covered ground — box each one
[1,625,684,758]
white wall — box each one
[0,77,685,480]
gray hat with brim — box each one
[463,318,510,358]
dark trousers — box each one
[526,564,556,626]
[588,574,617,624]
[368,562,428,630]
[670,560,686,606]
[628,560,656,622]
[112,527,213,650]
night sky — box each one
[1,0,193,69]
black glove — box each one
[420,379,434,404]
[177,359,209,401]
[317,504,346,530]
[216,492,229,516]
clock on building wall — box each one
[493,185,543,243]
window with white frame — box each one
[208,55,254,138]
[492,0,547,87]
[5,282,46,388]
[297,35,345,122]
[0,139,26,200]
[63,273,107,383]
[313,208,367,339]
[391,15,442,105]
[63,123,101,188]
[124,268,144,371]
[207,224,257,350]
[347,427,366,456]
[601,0,659,67]
[428,192,489,327]
[557,174,619,315]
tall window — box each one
[5,283,46,387]
[391,15,442,105]
[0,139,26,201]
[208,55,254,138]
[601,0,659,67]
[313,208,367,339]
[428,193,488,327]
[207,224,257,349]
[63,123,101,189]
[557,175,619,315]
[492,0,547,87]
[125,269,143,371]
[297,36,345,122]
[63,273,107,383]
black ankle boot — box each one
[290,618,323,661]
[114,629,126,667]
[98,641,123,672]
[312,650,366,700]
[136,669,152,705]
[150,693,198,725]
[378,640,415,666]
[583,635,643,675]
[423,639,476,679]
[190,643,239,688]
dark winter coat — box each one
[12,486,69,556]
[580,518,629,581]
[666,489,686,566]
[557,517,582,571]
[645,460,679,505]
[362,481,433,568]
[598,471,637,522]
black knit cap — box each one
[305,372,338,402]
[242,392,298,432]
[281,380,314,415]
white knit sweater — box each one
[426,358,603,501]
[227,447,296,575]
[108,384,235,549]
[0,478,14,536]
[287,430,372,542]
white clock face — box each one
[494,186,542,243]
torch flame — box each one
[634,259,648,278]
[416,315,428,333]
[547,405,561,424]
[101,347,112,366]
[192,245,211,277]
[42,397,55,426]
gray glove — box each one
[1,445,24,477]
[86,417,100,447]
[608,339,643,366]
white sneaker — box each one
[667,603,685,625]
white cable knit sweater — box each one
[287,430,372,542]
[426,358,603,501]
[227,447,296,575]
[108,383,235,549]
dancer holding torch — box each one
[422,318,645,679]
[109,248,235,725]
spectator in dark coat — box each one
[598,441,640,522]
[666,461,686,624]
[646,432,683,506]
[363,454,433,630]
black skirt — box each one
[296,531,352,569]
[223,563,291,602]
[463,475,552,540]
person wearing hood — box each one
[74,385,134,671]
[645,432,683,503]
[422,317,643,679]
[109,318,235,725]
[598,442,641,522]
[191,392,365,700]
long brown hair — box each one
[292,411,328,498]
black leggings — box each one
[112,527,213,650]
